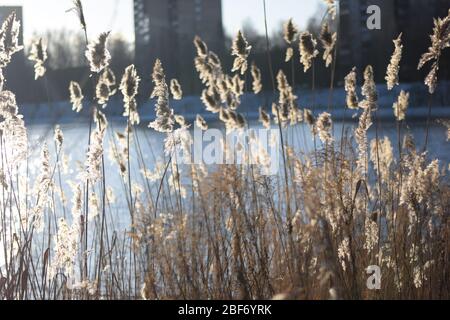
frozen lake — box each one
[24,119,449,228]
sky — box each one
[1,0,323,43]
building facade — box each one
[338,0,449,82]
[134,0,224,94]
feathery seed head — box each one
[194,36,208,58]
[68,0,86,31]
[96,78,111,106]
[0,90,19,118]
[120,64,140,100]
[236,113,246,128]
[69,81,83,113]
[299,31,318,72]
[103,67,116,86]
[259,107,271,129]
[170,79,183,100]
[323,0,336,20]
[251,63,263,94]
[344,67,359,109]
[285,47,294,62]
[149,59,175,133]
[316,112,333,143]
[393,90,409,121]
[120,65,141,125]
[359,65,378,111]
[196,114,208,131]
[96,68,117,107]
[208,51,221,68]
[28,38,48,79]
[219,107,230,122]
[386,33,403,90]
[54,125,64,152]
[355,106,373,177]
[276,70,297,126]
[304,108,315,126]
[0,12,23,68]
[83,123,106,183]
[320,24,337,68]
[94,109,108,133]
[418,10,450,94]
[284,18,298,44]
[370,137,393,180]
[85,31,111,73]
[175,115,189,128]
[231,30,252,75]
[201,88,221,113]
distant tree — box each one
[26,30,133,70]
[108,35,134,70]
[35,29,86,69]
[241,18,266,52]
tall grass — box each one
[0,3,449,300]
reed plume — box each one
[259,107,271,129]
[251,63,263,94]
[96,74,113,107]
[355,106,372,177]
[393,90,409,121]
[33,143,52,233]
[103,67,116,87]
[28,38,48,80]
[283,18,298,62]
[386,33,403,90]
[359,65,378,111]
[299,31,318,72]
[284,18,297,45]
[370,136,393,180]
[149,59,174,133]
[418,10,450,94]
[0,5,449,301]
[0,90,27,164]
[231,30,252,75]
[316,112,333,143]
[69,81,84,113]
[0,89,19,118]
[320,24,337,68]
[120,64,141,125]
[323,0,336,20]
[96,67,117,107]
[83,109,107,183]
[170,79,183,100]
[276,70,297,126]
[175,114,189,128]
[201,88,221,114]
[51,217,79,277]
[196,114,208,131]
[194,35,208,58]
[85,31,111,73]
[304,108,316,135]
[54,125,64,152]
[344,67,359,109]
[67,0,87,32]
[0,12,23,68]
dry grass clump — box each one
[0,4,449,300]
